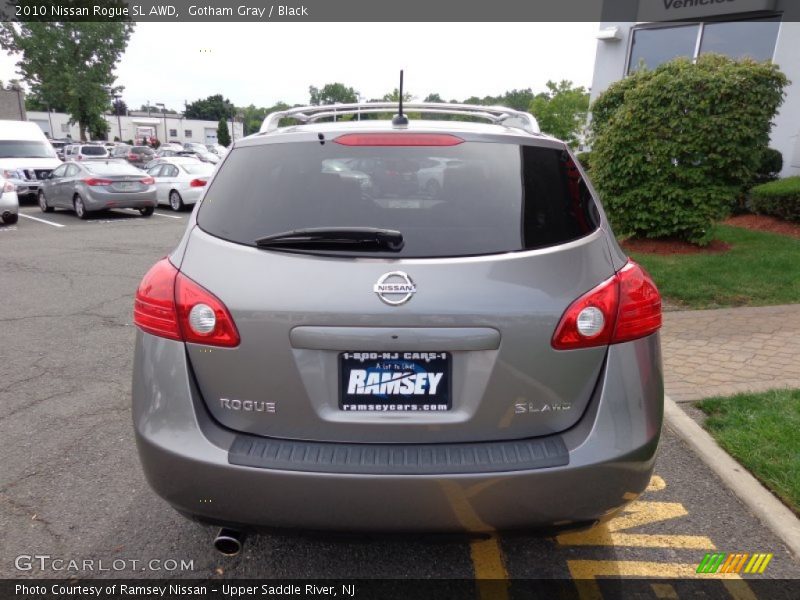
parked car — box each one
[0,120,62,200]
[111,144,132,158]
[63,144,110,161]
[132,102,664,547]
[39,159,156,218]
[183,142,208,153]
[195,150,220,164]
[124,145,156,166]
[49,139,69,160]
[146,157,214,211]
[0,176,18,224]
[159,142,184,152]
[205,143,228,157]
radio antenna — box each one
[392,70,409,127]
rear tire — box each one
[73,195,88,220]
[139,206,154,217]
[2,212,17,224]
[39,190,54,213]
[169,190,184,212]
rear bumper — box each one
[0,191,19,213]
[84,188,157,211]
[132,333,663,532]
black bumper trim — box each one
[228,434,568,475]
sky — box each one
[0,22,600,110]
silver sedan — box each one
[146,157,214,211]
[39,160,157,219]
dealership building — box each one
[27,109,244,145]
[590,0,800,177]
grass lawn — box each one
[626,225,800,309]
[696,389,800,514]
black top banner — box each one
[1,0,798,22]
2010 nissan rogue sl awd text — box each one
[131,102,663,552]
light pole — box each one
[113,94,123,141]
[155,102,166,144]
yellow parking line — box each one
[438,481,508,598]
[470,536,508,579]
[558,501,716,549]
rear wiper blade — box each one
[255,227,404,252]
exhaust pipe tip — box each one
[214,528,246,556]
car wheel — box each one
[73,195,88,220]
[139,206,155,217]
[169,190,184,212]
[2,212,17,224]
[39,190,54,213]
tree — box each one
[216,118,231,147]
[0,20,134,141]
[382,88,414,102]
[112,98,128,116]
[500,88,535,111]
[528,80,590,146]
[590,55,787,244]
[138,102,175,114]
[184,94,235,121]
[309,83,358,105]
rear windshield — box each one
[198,141,599,258]
[81,146,107,155]
[182,163,213,174]
[0,140,57,159]
[84,162,142,175]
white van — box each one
[0,121,62,200]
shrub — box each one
[217,117,231,147]
[753,147,783,185]
[576,151,592,172]
[590,55,787,244]
[750,177,800,222]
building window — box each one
[60,123,70,133]
[169,128,177,137]
[628,17,780,75]
[699,17,780,62]
[628,24,700,73]
[185,130,192,138]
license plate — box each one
[113,182,139,191]
[339,352,451,412]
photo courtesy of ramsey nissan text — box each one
[1,1,799,599]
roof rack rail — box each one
[258,102,541,135]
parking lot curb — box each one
[664,395,800,559]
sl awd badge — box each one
[373,271,416,306]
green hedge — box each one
[590,55,787,244]
[750,177,800,222]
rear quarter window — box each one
[198,140,599,258]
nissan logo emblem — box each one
[373,271,416,306]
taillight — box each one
[133,259,181,341]
[133,258,240,347]
[128,153,137,160]
[552,260,661,350]
[140,176,155,185]
[613,261,663,343]
[334,133,464,146]
[189,178,207,187]
[3,181,15,193]
[83,178,113,186]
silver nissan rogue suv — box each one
[132,102,663,548]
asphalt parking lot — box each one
[1,202,798,593]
